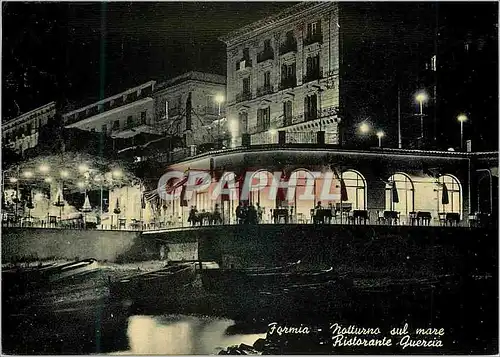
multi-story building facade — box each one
[220,2,340,147]
[2,102,56,156]
[153,71,226,149]
[63,81,160,151]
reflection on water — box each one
[110,315,266,355]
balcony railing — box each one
[303,68,323,83]
[257,50,274,63]
[285,131,317,144]
[236,59,252,71]
[235,92,253,103]
[256,85,274,97]
[250,131,278,145]
[303,33,323,46]
[279,77,297,91]
[279,40,297,55]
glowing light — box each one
[457,114,468,123]
[22,171,33,178]
[359,122,370,134]
[39,164,50,173]
[44,177,53,183]
[269,129,277,136]
[112,169,123,178]
[77,181,85,189]
[9,177,18,183]
[415,91,428,103]
[60,170,69,178]
[78,164,89,173]
[376,131,385,138]
[215,95,224,104]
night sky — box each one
[2,2,295,117]
[2,1,498,150]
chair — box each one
[118,218,127,230]
[297,213,305,224]
[377,211,385,225]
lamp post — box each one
[215,95,224,148]
[457,114,468,151]
[376,131,384,148]
[415,91,428,140]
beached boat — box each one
[45,259,99,282]
[109,263,196,301]
[201,263,346,293]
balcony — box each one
[235,92,253,103]
[303,68,323,83]
[236,59,252,71]
[111,122,157,138]
[257,50,274,63]
[168,107,181,117]
[303,33,323,47]
[279,77,296,91]
[256,85,274,97]
[279,40,297,55]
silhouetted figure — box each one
[248,204,258,224]
[213,204,222,225]
[236,202,243,224]
[242,202,249,224]
[188,206,198,226]
[256,203,263,223]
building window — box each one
[26,123,32,135]
[239,112,249,134]
[126,116,133,128]
[280,63,296,90]
[304,20,322,46]
[304,94,318,121]
[280,31,297,55]
[243,77,251,94]
[264,39,272,52]
[305,55,320,82]
[257,107,271,132]
[258,39,274,63]
[165,101,169,119]
[243,48,250,61]
[101,124,108,133]
[283,101,293,126]
[431,55,437,71]
[341,170,367,210]
[264,71,271,88]
[141,111,147,125]
[90,128,96,133]
[112,120,120,130]
[385,173,414,217]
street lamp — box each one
[376,131,385,148]
[415,91,428,140]
[60,170,69,178]
[359,122,370,134]
[215,95,224,147]
[22,171,33,178]
[44,177,53,183]
[9,177,18,183]
[457,114,468,150]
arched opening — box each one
[248,170,275,222]
[386,173,415,218]
[288,169,316,223]
[341,170,367,210]
[436,174,462,217]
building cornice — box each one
[62,81,156,118]
[64,97,153,129]
[219,1,337,48]
[2,102,56,129]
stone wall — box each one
[2,228,141,262]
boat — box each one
[109,263,196,301]
[201,263,349,293]
[45,259,99,282]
